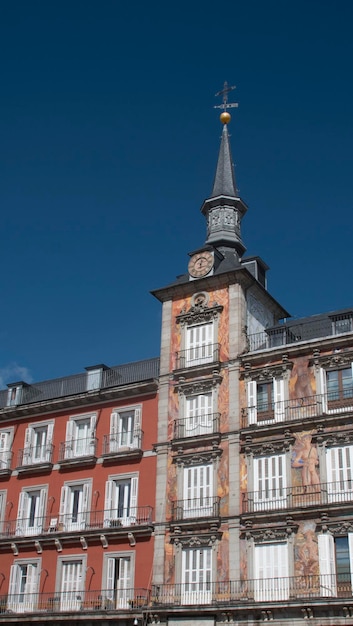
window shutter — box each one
[348,533,353,593]
[17,491,29,533]
[104,480,114,523]
[318,533,337,596]
[106,558,116,601]
[273,378,285,421]
[9,564,20,602]
[133,407,142,448]
[46,423,54,461]
[320,368,328,413]
[254,454,286,511]
[23,427,34,465]
[26,564,38,596]
[110,412,118,434]
[59,485,69,526]
[37,489,46,532]
[247,380,257,425]
[65,420,74,459]
[130,476,138,519]
[90,414,97,435]
[82,483,90,524]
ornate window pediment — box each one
[241,520,298,541]
[242,438,292,456]
[311,349,353,370]
[173,532,222,547]
[317,519,353,535]
[177,374,222,394]
[173,449,222,467]
[241,359,293,381]
[176,296,223,327]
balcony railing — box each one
[1,506,153,537]
[0,450,12,473]
[243,480,353,513]
[0,587,149,614]
[102,429,143,455]
[174,413,220,439]
[175,343,220,369]
[17,443,54,468]
[59,437,98,462]
[241,390,353,428]
[151,574,352,605]
[171,496,220,521]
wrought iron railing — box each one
[17,443,54,468]
[171,496,220,521]
[246,313,353,353]
[0,587,149,614]
[102,429,143,455]
[241,390,353,428]
[175,343,220,369]
[151,574,351,605]
[174,413,220,439]
[59,437,98,461]
[1,506,153,537]
[243,480,353,513]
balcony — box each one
[171,496,220,528]
[241,389,353,428]
[58,436,98,467]
[151,574,352,606]
[0,587,149,615]
[173,413,221,448]
[242,480,353,514]
[246,312,353,353]
[174,343,220,373]
[0,450,12,476]
[102,429,143,461]
[16,443,54,473]
[1,506,153,538]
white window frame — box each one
[16,486,47,536]
[8,559,40,613]
[184,392,213,437]
[254,542,289,601]
[253,454,287,511]
[104,473,138,527]
[247,377,285,425]
[326,444,353,503]
[7,385,23,407]
[56,555,86,611]
[185,322,214,367]
[183,464,213,518]
[22,422,54,466]
[109,406,142,452]
[64,413,97,459]
[103,551,134,609]
[181,547,212,604]
[59,480,91,532]
[0,428,13,471]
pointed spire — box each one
[211,123,237,198]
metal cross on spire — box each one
[214,81,239,111]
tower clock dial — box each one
[188,251,214,278]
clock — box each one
[188,251,214,278]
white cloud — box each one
[0,364,33,389]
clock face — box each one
[188,251,214,278]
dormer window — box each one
[7,383,23,407]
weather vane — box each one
[214,81,238,124]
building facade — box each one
[0,358,158,624]
[0,99,352,626]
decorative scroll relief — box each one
[242,439,292,457]
[311,349,353,371]
[317,519,353,535]
[319,431,353,448]
[173,532,222,547]
[241,357,293,381]
[241,522,298,542]
[176,299,223,327]
[177,374,222,395]
[174,449,222,467]
[246,290,274,336]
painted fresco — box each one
[294,521,319,578]
[218,368,229,432]
[289,356,316,399]
[218,442,229,516]
[217,530,229,582]
[291,431,320,489]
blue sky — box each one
[1,0,352,386]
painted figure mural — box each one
[291,432,320,491]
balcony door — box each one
[182,548,212,604]
[185,394,213,436]
[183,465,213,518]
[186,323,213,367]
[60,560,83,611]
[254,543,289,601]
[106,556,131,608]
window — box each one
[59,482,90,531]
[22,423,54,465]
[0,430,12,470]
[185,323,214,367]
[318,533,353,596]
[64,414,96,459]
[109,407,141,452]
[16,488,46,536]
[254,543,289,601]
[183,465,213,518]
[182,548,212,604]
[8,561,39,612]
[7,385,22,407]
[59,559,84,611]
[104,555,132,609]
[321,366,353,412]
[104,475,138,527]
[326,445,353,502]
[253,454,287,511]
[184,393,213,436]
[332,316,353,335]
[247,378,285,424]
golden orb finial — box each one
[220,111,231,124]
